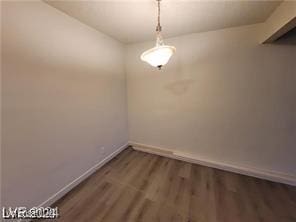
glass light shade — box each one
[141,45,176,69]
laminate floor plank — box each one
[41,147,296,222]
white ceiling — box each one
[45,0,282,44]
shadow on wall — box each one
[274,27,296,45]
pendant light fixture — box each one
[141,0,176,70]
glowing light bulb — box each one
[141,33,176,69]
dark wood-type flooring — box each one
[46,147,296,222]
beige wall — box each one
[260,0,296,43]
[2,1,128,207]
[126,24,296,177]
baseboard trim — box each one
[37,143,129,208]
[129,141,296,186]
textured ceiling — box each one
[45,0,282,44]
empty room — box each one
[1,0,296,221]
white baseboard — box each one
[129,141,296,186]
[37,143,129,208]
[18,143,128,222]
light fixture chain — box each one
[156,0,161,32]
